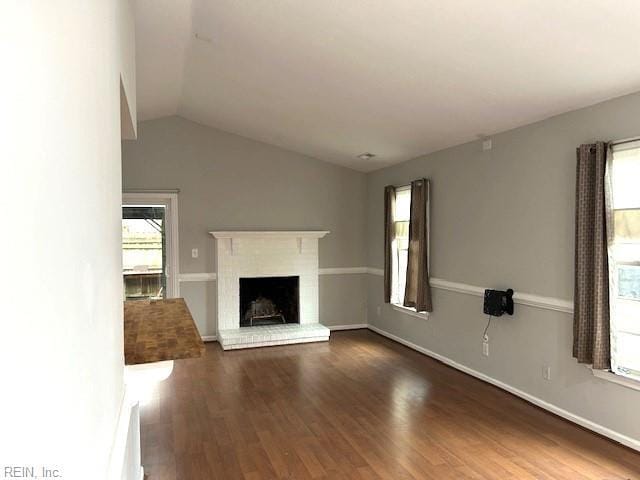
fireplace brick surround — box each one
[210,231,331,349]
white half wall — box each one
[1,1,136,478]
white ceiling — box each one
[134,0,640,172]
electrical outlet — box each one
[376,306,381,316]
[191,248,198,258]
[543,366,552,381]
[482,341,489,357]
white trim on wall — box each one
[366,267,385,276]
[179,267,369,280]
[512,291,573,314]
[179,272,217,282]
[429,277,574,314]
[319,267,368,275]
[367,324,640,452]
[428,277,484,295]
[210,230,329,239]
[174,266,574,315]
[366,267,574,314]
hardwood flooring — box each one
[140,329,640,479]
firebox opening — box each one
[239,276,300,327]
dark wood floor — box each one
[141,329,640,479]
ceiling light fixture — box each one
[357,152,376,161]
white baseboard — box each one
[328,323,368,331]
[201,335,217,342]
[367,324,640,452]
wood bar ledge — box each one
[124,298,205,365]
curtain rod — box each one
[609,136,640,147]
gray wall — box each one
[122,116,367,334]
[366,91,640,446]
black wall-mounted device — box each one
[483,289,514,316]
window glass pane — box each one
[610,148,640,210]
[398,249,408,302]
[613,209,640,243]
[391,186,411,305]
[395,188,411,221]
[395,220,409,250]
[614,332,640,380]
[394,220,409,238]
[609,146,640,381]
[618,265,640,300]
[122,206,166,300]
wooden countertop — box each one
[124,298,205,365]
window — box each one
[122,206,166,300]
[608,142,640,381]
[391,186,411,305]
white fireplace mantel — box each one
[210,230,331,349]
[209,230,330,239]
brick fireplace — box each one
[209,231,331,349]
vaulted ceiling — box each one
[134,0,640,172]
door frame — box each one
[122,191,180,298]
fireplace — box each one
[239,276,299,327]
[210,230,331,349]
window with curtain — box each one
[391,186,411,305]
[384,179,432,312]
[608,142,640,381]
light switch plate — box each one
[191,248,198,258]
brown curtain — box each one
[573,142,610,370]
[404,179,432,312]
[383,185,396,303]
